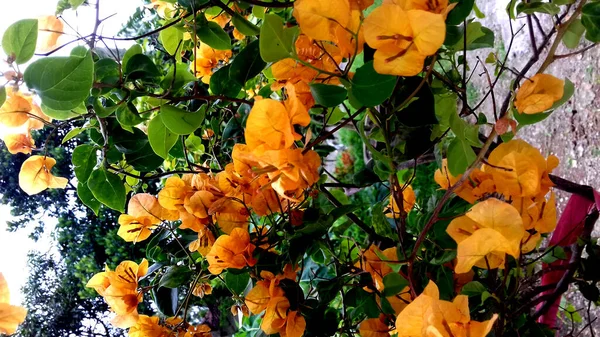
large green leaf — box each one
[582,2,600,42]
[160,104,206,135]
[349,61,396,107]
[259,14,298,62]
[116,103,145,126]
[2,19,38,64]
[161,63,197,92]
[210,65,242,97]
[152,287,177,317]
[310,83,347,107]
[24,46,93,110]
[224,271,250,295]
[447,137,476,175]
[87,169,126,212]
[72,144,98,181]
[563,19,586,49]
[125,54,161,81]
[148,115,179,159]
[159,266,193,288]
[159,25,184,57]
[231,12,260,36]
[125,143,164,172]
[516,2,560,15]
[382,273,409,297]
[77,181,101,215]
[447,0,475,25]
[229,40,266,86]
[196,21,232,50]
[41,102,85,120]
[371,201,394,239]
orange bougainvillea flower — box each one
[395,280,497,337]
[0,273,27,335]
[293,0,351,42]
[118,193,179,242]
[3,133,35,154]
[358,244,398,291]
[386,185,416,218]
[0,91,32,128]
[363,4,445,76]
[514,74,564,114]
[86,259,148,328]
[206,227,257,274]
[359,315,392,337]
[385,0,456,15]
[245,265,298,315]
[37,16,64,53]
[18,155,68,195]
[245,84,310,151]
[190,43,232,84]
[434,159,495,204]
[512,192,557,234]
[260,296,306,337]
[128,315,170,337]
[483,139,558,199]
[255,148,322,200]
[447,198,525,274]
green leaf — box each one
[210,65,242,97]
[23,46,93,111]
[563,19,586,49]
[2,19,38,64]
[159,266,193,288]
[152,287,177,317]
[125,142,165,172]
[447,0,475,25]
[224,271,250,295]
[94,58,120,86]
[310,84,347,107]
[159,25,184,57]
[517,2,560,15]
[41,103,83,120]
[77,181,101,215]
[541,246,567,264]
[160,104,206,135]
[231,12,260,36]
[113,127,148,154]
[87,169,126,212]
[550,78,575,110]
[447,137,476,176]
[122,44,142,69]
[582,3,600,42]
[349,61,396,107]
[70,0,85,8]
[185,134,205,154]
[125,54,161,80]
[229,40,266,86]
[148,115,178,159]
[161,63,197,92]
[382,273,408,297]
[93,98,121,118]
[196,21,232,50]
[259,14,298,62]
[461,281,486,296]
[372,201,394,239]
[72,144,97,181]
[116,103,145,126]
[0,86,6,108]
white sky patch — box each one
[0,0,144,305]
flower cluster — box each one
[436,139,559,272]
